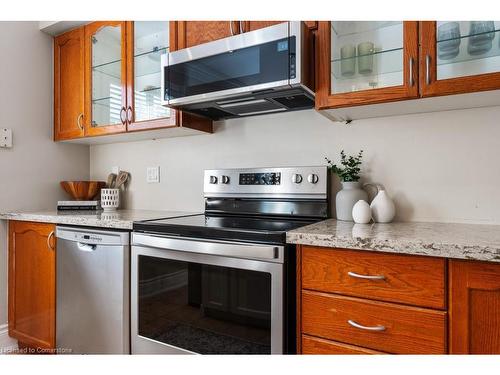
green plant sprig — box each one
[325,150,363,182]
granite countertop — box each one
[287,219,500,263]
[0,209,200,230]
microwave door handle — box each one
[132,233,280,260]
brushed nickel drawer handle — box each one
[348,320,386,332]
[348,271,385,280]
[47,231,55,251]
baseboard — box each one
[0,324,18,353]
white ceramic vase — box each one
[370,188,396,223]
[336,182,368,221]
[352,200,372,224]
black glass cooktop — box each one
[133,214,316,244]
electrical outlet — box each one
[147,166,160,183]
[0,128,13,148]
[112,166,120,175]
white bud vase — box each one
[352,200,372,224]
[336,181,368,221]
[370,188,395,223]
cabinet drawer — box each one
[301,290,447,354]
[302,335,385,354]
[301,246,446,309]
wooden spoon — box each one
[115,171,129,189]
[106,173,117,189]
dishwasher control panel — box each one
[56,226,130,246]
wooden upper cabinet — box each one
[316,21,419,110]
[170,21,290,50]
[171,21,237,50]
[449,260,500,354]
[54,28,85,141]
[125,21,176,131]
[84,21,128,137]
[9,221,56,350]
[242,21,284,33]
[53,22,212,140]
[420,21,500,97]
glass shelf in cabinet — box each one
[331,21,402,37]
[330,47,403,80]
[437,30,500,65]
[92,59,121,80]
[134,51,167,78]
[134,46,168,58]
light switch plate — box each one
[147,166,160,183]
[0,128,13,148]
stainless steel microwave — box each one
[161,22,315,120]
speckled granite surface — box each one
[287,219,500,263]
[0,209,199,230]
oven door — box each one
[131,234,284,354]
[162,22,301,107]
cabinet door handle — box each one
[348,271,385,280]
[229,21,235,36]
[77,113,84,131]
[409,57,414,86]
[127,106,133,124]
[426,55,431,85]
[47,231,55,251]
[120,107,127,125]
[239,21,244,33]
[348,320,386,332]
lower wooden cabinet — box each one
[449,260,500,354]
[302,335,385,354]
[8,221,56,350]
[301,247,446,309]
[301,290,446,354]
[297,245,500,354]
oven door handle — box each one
[132,233,282,261]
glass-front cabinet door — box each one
[84,21,127,136]
[126,21,174,131]
[420,21,500,96]
[316,21,418,109]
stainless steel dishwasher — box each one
[56,226,130,354]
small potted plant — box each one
[325,150,368,221]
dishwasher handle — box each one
[77,243,97,252]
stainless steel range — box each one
[131,166,328,354]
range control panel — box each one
[204,166,327,199]
[239,172,281,185]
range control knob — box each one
[221,175,230,184]
[209,175,218,184]
[291,173,303,184]
[307,174,319,184]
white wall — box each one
[0,22,90,326]
[91,105,500,224]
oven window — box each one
[166,37,295,100]
[138,256,272,354]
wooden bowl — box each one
[60,181,106,201]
